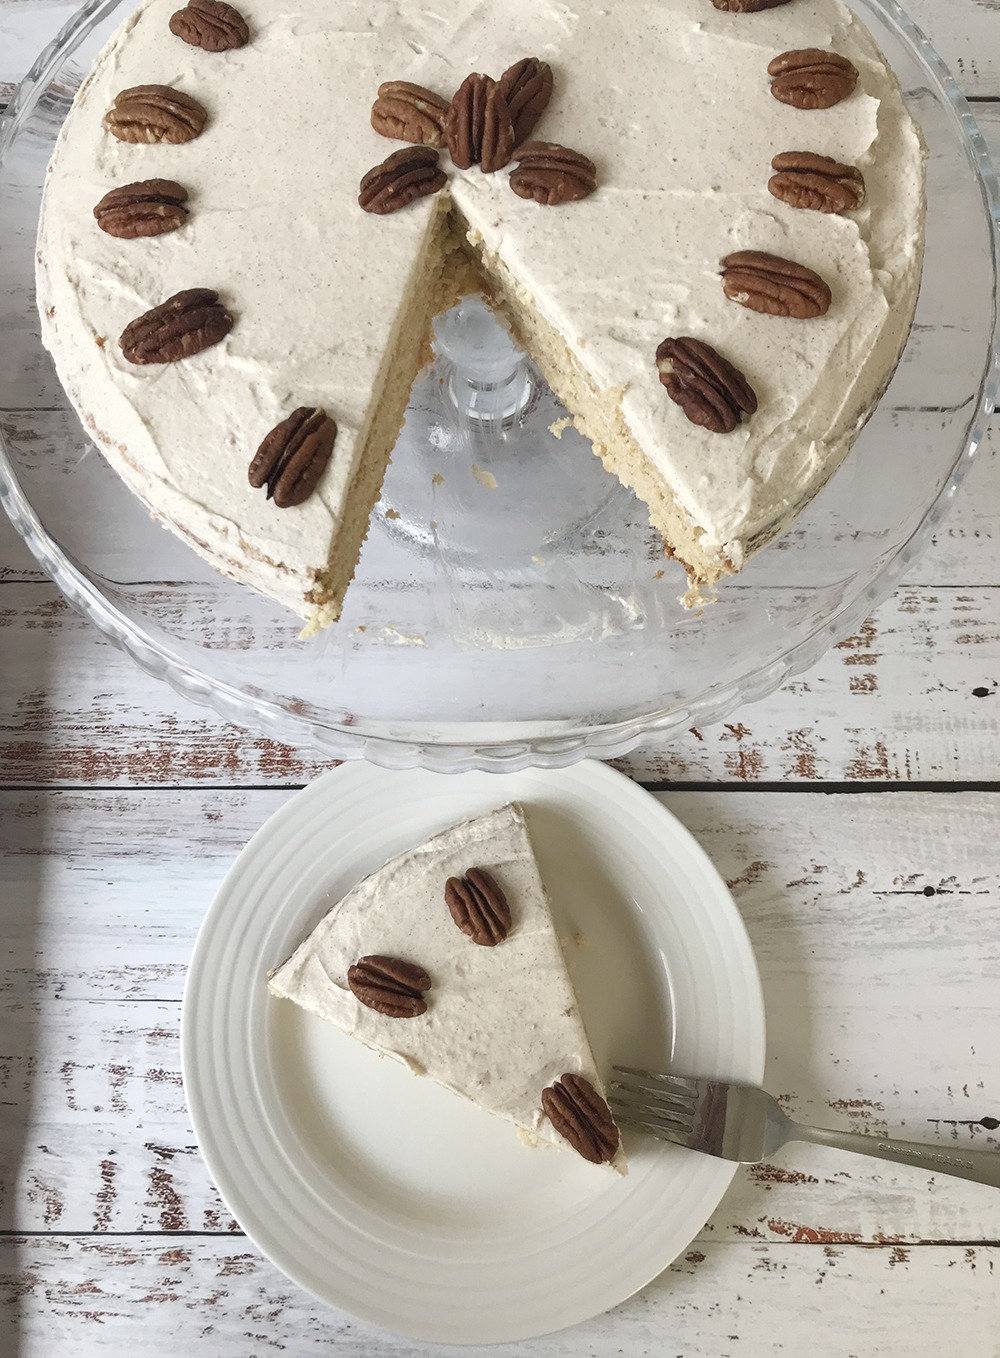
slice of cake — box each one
[267,802,626,1173]
[36,0,926,626]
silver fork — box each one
[610,1067,1000,1189]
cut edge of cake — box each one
[302,203,737,632]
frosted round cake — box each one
[36,0,926,628]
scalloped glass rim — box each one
[0,0,997,773]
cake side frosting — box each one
[37,0,926,617]
[268,802,627,1172]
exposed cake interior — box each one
[311,205,725,629]
[456,217,726,588]
[306,203,478,629]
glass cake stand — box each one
[0,0,997,772]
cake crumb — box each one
[95,336,105,348]
[653,569,665,580]
[574,930,588,948]
[381,626,426,646]
[472,464,498,490]
[385,507,400,520]
[549,417,573,439]
[531,554,545,566]
[432,473,445,486]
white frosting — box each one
[37,0,925,615]
[268,802,627,1172]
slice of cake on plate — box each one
[268,802,626,1173]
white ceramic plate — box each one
[182,761,765,1344]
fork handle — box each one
[792,1122,1000,1189]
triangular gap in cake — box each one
[304,199,711,633]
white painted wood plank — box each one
[4,567,1000,784]
[3,1236,999,1358]
[3,788,999,1239]
[904,0,1000,96]
[619,584,1000,782]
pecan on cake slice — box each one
[768,49,859,110]
[359,146,447,214]
[104,85,208,144]
[169,0,250,51]
[248,407,337,508]
[721,250,832,318]
[119,288,232,363]
[94,180,189,238]
[446,73,515,173]
[499,57,554,146]
[768,151,866,213]
[444,868,512,945]
[542,1074,620,1165]
[371,80,449,147]
[656,337,757,434]
[347,956,432,1018]
[509,142,596,205]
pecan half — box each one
[104,85,208,144]
[444,868,512,946]
[371,80,449,147]
[445,73,515,173]
[768,151,865,213]
[712,0,793,9]
[768,49,859,110]
[721,250,831,319]
[347,956,431,1018]
[359,146,447,214]
[168,0,249,51]
[248,407,337,509]
[93,179,189,238]
[541,1074,620,1165]
[499,57,553,145]
[656,336,757,435]
[119,288,233,364]
[509,141,596,205]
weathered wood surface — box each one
[3,1237,999,1357]
[2,787,998,1242]
[4,535,1000,785]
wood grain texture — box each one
[2,1237,999,1357]
[3,564,1000,784]
[2,787,998,1240]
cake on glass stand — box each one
[0,0,997,770]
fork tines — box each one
[608,1066,699,1143]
